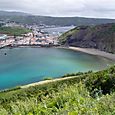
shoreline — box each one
[1,45,115,60]
[21,76,76,89]
[0,46,114,91]
[11,46,115,89]
[63,46,115,61]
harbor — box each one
[0,24,74,49]
[0,31,59,49]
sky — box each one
[0,0,115,18]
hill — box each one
[59,23,115,53]
[0,27,32,36]
[0,11,30,16]
[1,11,115,26]
[0,66,115,114]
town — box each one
[0,20,59,49]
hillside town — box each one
[0,21,59,48]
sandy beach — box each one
[20,46,115,89]
[67,47,115,61]
[21,76,76,88]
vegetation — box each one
[59,23,115,53]
[43,77,53,80]
[0,23,4,27]
[0,27,32,36]
[59,27,79,44]
[0,65,115,115]
[1,11,115,26]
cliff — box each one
[59,23,115,53]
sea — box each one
[0,26,114,90]
[0,47,114,90]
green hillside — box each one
[0,27,32,36]
[0,65,115,115]
[1,11,115,26]
[59,23,115,53]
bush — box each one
[0,66,115,114]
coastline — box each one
[62,46,115,61]
[19,46,115,89]
[0,46,114,91]
[1,45,115,61]
[21,76,76,89]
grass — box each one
[59,23,115,53]
[43,77,53,80]
[0,65,115,115]
[0,27,32,36]
[59,27,79,44]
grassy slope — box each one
[59,23,115,53]
[0,66,115,115]
[0,27,31,36]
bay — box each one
[0,48,114,90]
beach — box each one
[1,47,113,90]
[68,47,115,61]
[21,46,115,89]
[21,76,76,88]
[18,46,114,89]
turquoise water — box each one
[0,48,114,90]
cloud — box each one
[0,0,115,18]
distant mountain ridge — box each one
[0,11,30,16]
[59,23,115,53]
[1,10,115,26]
